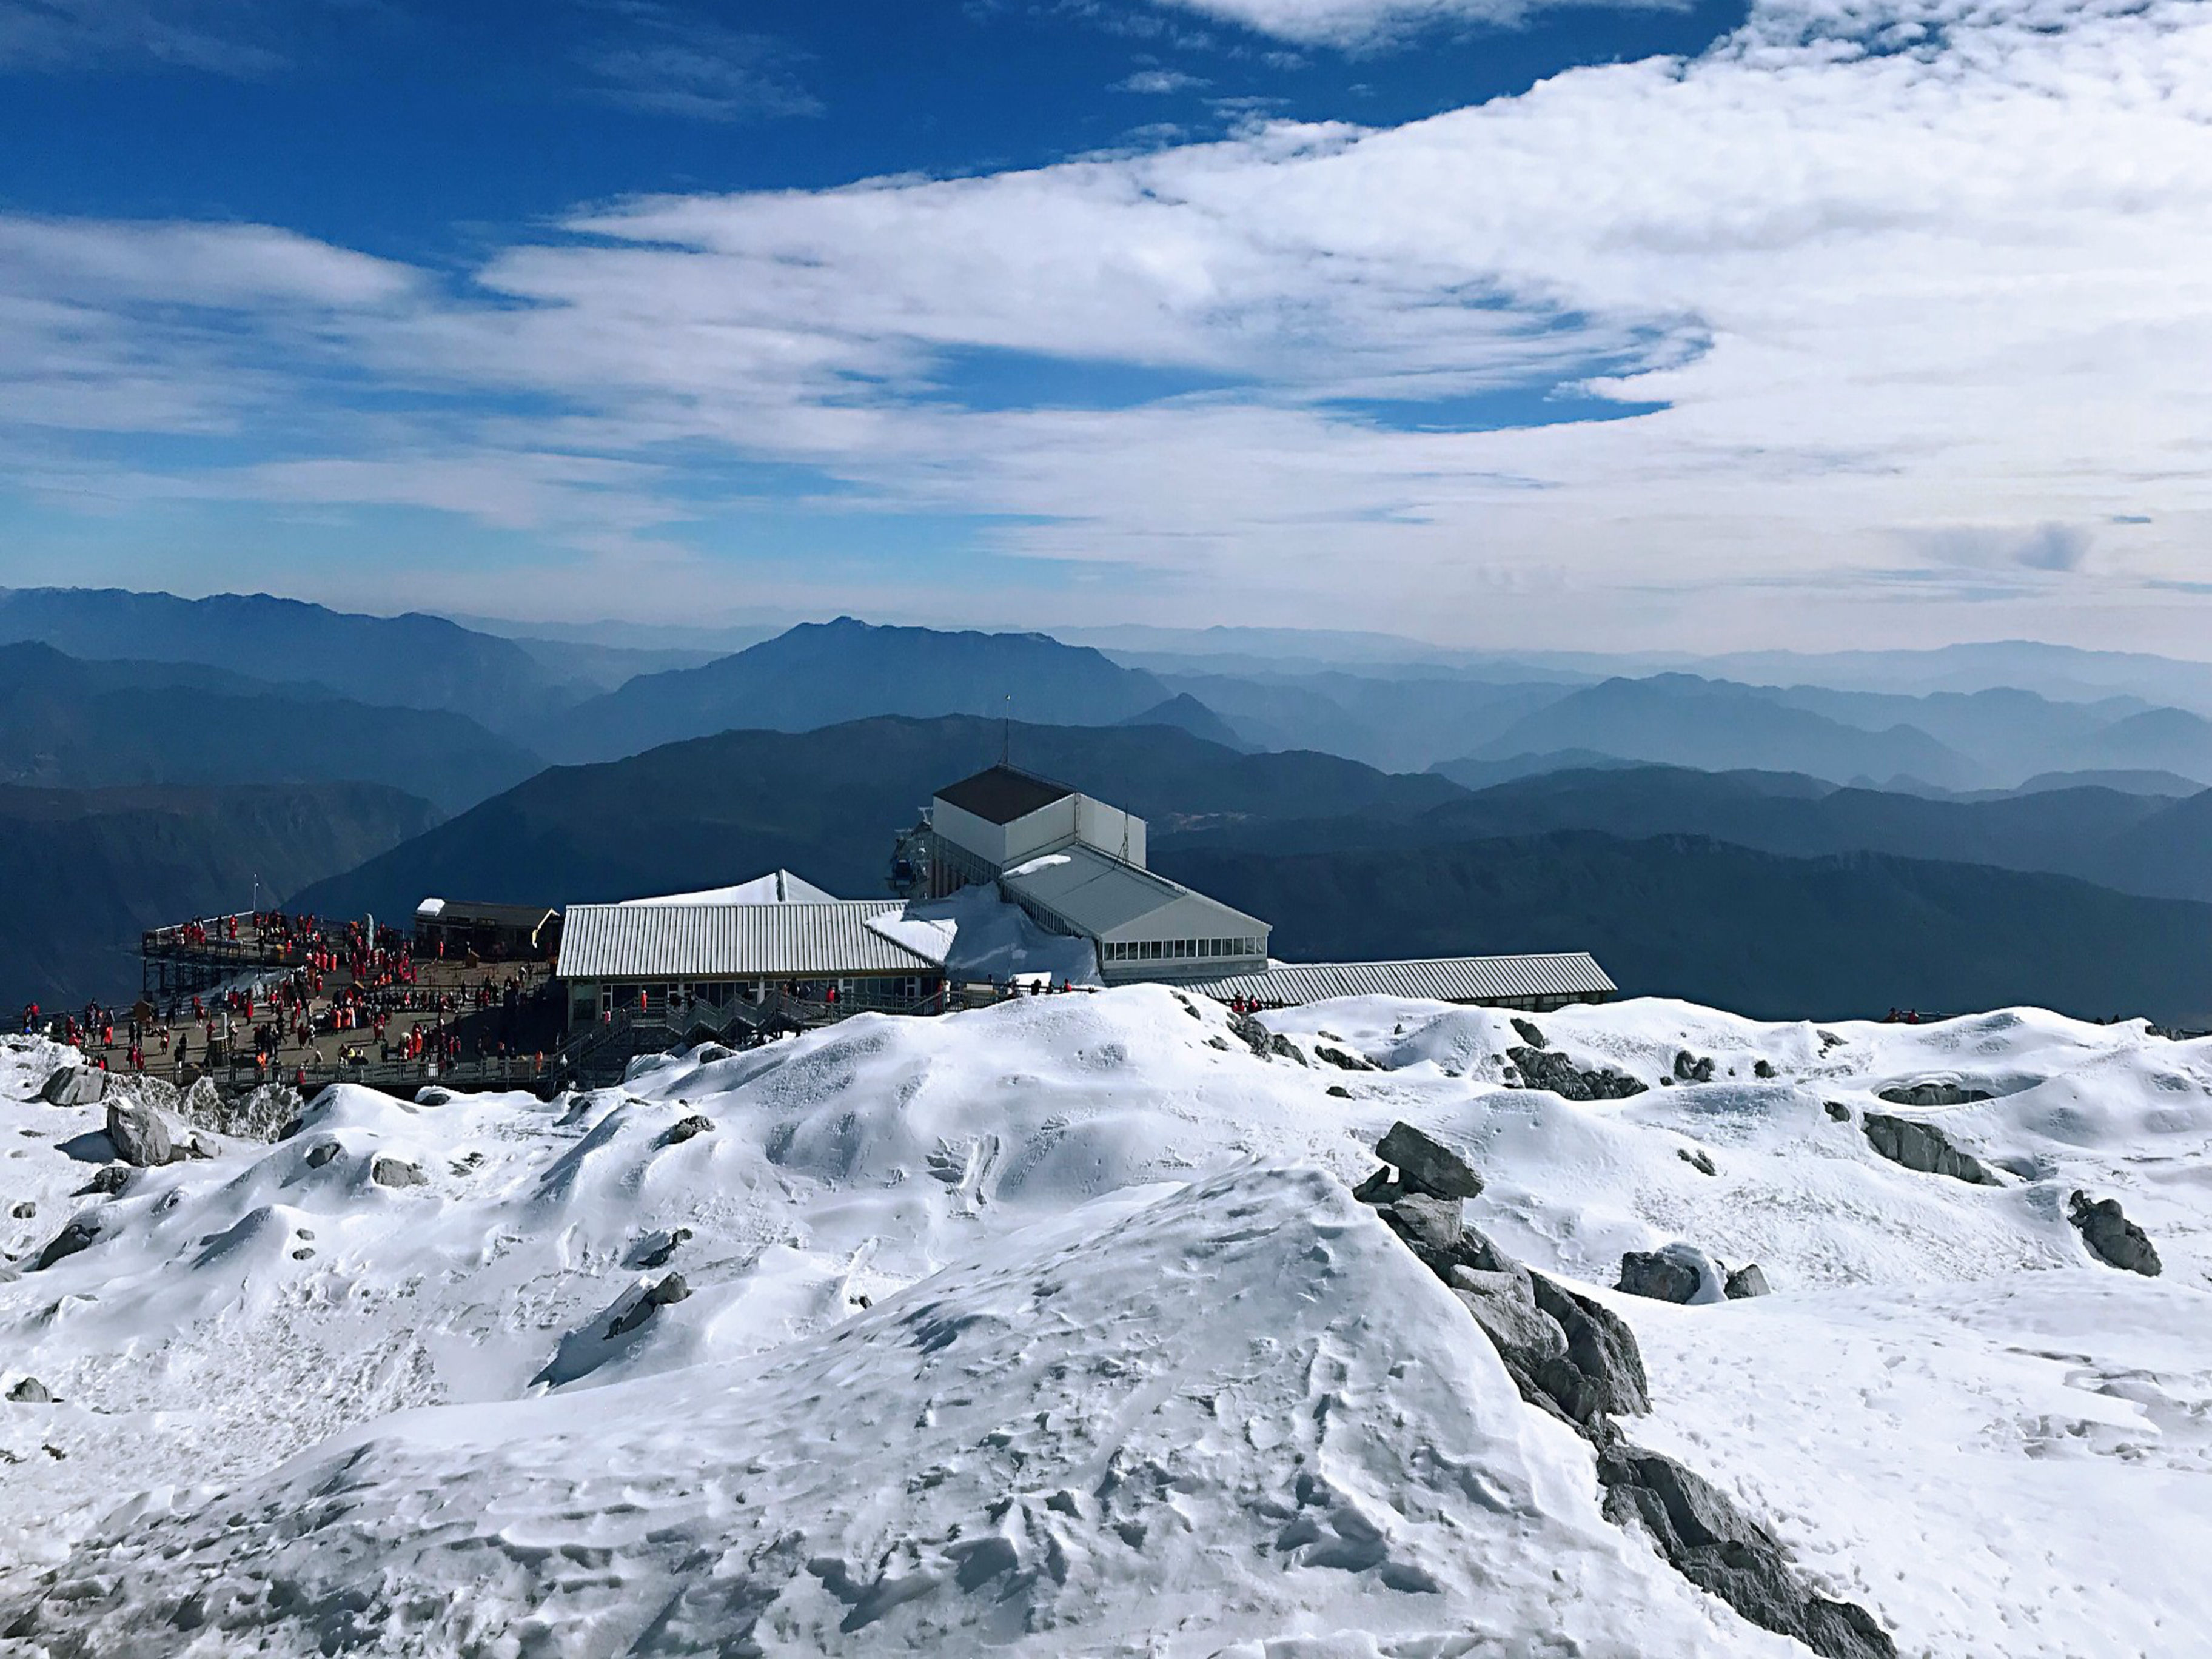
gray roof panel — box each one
[557,901,946,980]
[1182,954,1616,1006]
[1000,842,1265,939]
[934,765,1073,825]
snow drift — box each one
[3,988,2210,1655]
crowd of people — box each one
[19,908,557,1088]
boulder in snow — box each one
[607,1272,692,1339]
[1677,1147,1717,1176]
[1528,1272,1651,1423]
[40,1065,107,1107]
[1724,1263,1772,1299]
[7,1376,52,1404]
[1618,1248,1706,1305]
[1862,1113,2001,1186]
[663,1113,713,1147]
[303,1140,343,1170]
[1450,1263,1568,1376]
[1877,1080,1993,1108]
[1376,1120,1484,1200]
[369,1156,427,1190]
[1507,1044,1647,1101]
[75,1164,129,1198]
[33,1214,100,1271]
[1509,1016,1547,1048]
[104,1097,175,1168]
[2068,1191,2160,1276]
[1672,1051,1715,1084]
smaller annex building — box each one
[413,899,562,962]
[1182,954,1614,1014]
[909,765,1270,985]
[554,876,948,1030]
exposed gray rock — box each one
[1313,1044,1375,1073]
[2068,1191,2161,1276]
[189,1081,300,1142]
[1509,1017,1547,1049]
[76,1164,129,1198]
[39,1066,107,1107]
[663,1113,713,1147]
[7,1376,52,1404]
[1227,1011,1307,1067]
[1507,1045,1647,1102]
[1754,1059,1777,1080]
[1724,1263,1773,1299]
[1862,1113,2001,1186]
[33,1215,100,1271]
[1672,1051,1715,1085]
[635,1227,694,1270]
[303,1140,343,1170]
[103,1098,174,1168]
[1677,1147,1717,1177]
[1527,1271,1652,1423]
[1376,1121,1484,1200]
[1349,1167,1404,1206]
[8,1201,31,1219]
[607,1272,692,1338]
[1596,1443,1896,1659]
[1374,1193,1465,1265]
[1619,1250,1705,1305]
[369,1155,427,1189]
[1878,1080,1992,1108]
[1326,1084,1352,1099]
[1452,1264,1569,1376]
[1824,1102,1852,1123]
[292,1247,315,1261]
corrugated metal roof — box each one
[1181,954,1617,1007]
[999,842,1265,940]
[557,901,947,980]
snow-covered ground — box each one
[2,990,2207,1655]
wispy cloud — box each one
[7,0,2212,648]
[578,2,820,123]
[0,0,295,75]
[1114,66,1210,92]
[1142,0,1685,49]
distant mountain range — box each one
[0,587,586,732]
[0,642,541,814]
[0,782,437,1007]
[290,716,1463,923]
[539,618,1176,763]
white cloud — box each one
[0,0,294,75]
[577,4,820,123]
[1114,67,1210,92]
[1142,0,1681,47]
[7,0,2212,649]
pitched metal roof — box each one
[557,900,947,980]
[1181,953,1616,1007]
[999,842,1265,939]
[934,765,1073,825]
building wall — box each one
[934,792,1149,875]
[931,798,1013,870]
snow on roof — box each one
[558,900,945,979]
[1183,953,1617,1006]
[619,871,841,907]
[999,840,1264,940]
[414,898,446,917]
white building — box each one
[916,765,1271,985]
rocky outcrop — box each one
[369,1156,427,1190]
[1677,1147,1717,1176]
[1877,1081,1992,1108]
[304,1140,343,1170]
[1510,1017,1547,1049]
[1376,1121,1484,1200]
[1507,1045,1647,1101]
[1595,1441,1897,1659]
[6,1377,52,1404]
[634,1227,694,1270]
[1862,1113,2001,1186]
[607,1272,691,1338]
[75,1164,129,1198]
[33,1215,100,1271]
[1227,1011,1307,1067]
[39,1066,107,1107]
[2068,1191,2160,1276]
[1312,1043,1375,1072]
[1672,1051,1715,1085]
[663,1114,714,1147]
[1754,1059,1778,1079]
[104,1098,175,1168]
[1824,1102,1852,1123]
[1619,1248,1706,1305]
[1349,1128,1892,1659]
[1724,1263,1773,1299]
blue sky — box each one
[2,0,2208,652]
